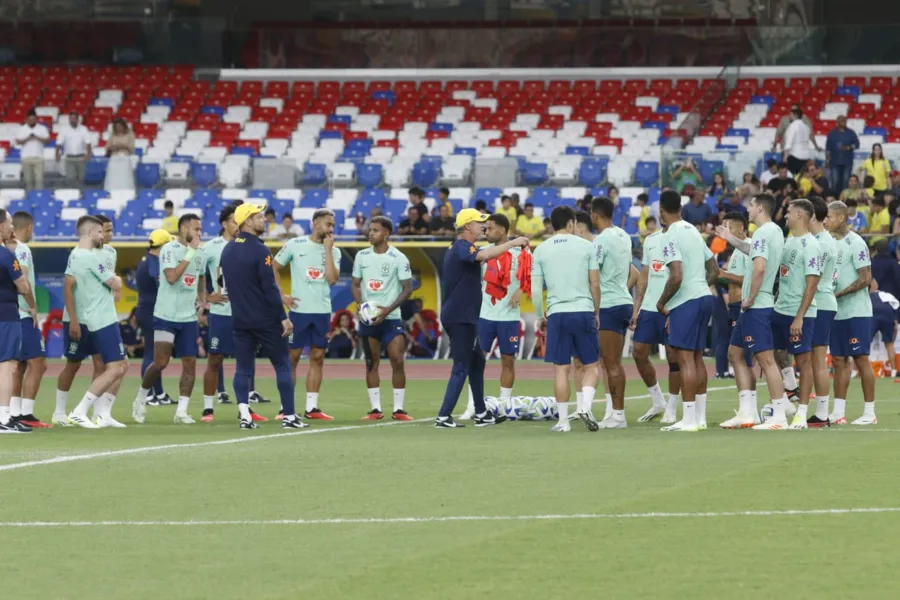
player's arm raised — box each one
[715,225,752,255]
[323,234,339,285]
[163,246,194,285]
[474,236,529,262]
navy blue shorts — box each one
[732,307,774,354]
[477,318,520,355]
[812,309,836,347]
[771,312,814,355]
[63,322,94,362]
[667,296,713,352]
[154,318,199,358]
[874,318,896,344]
[91,323,126,364]
[545,311,600,366]
[208,313,235,356]
[598,304,633,336]
[632,310,667,345]
[289,312,330,350]
[360,318,405,348]
[235,326,290,370]
[830,317,872,357]
[18,317,44,361]
[0,320,22,363]
[726,303,753,367]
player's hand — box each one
[29,307,37,323]
[189,236,201,249]
[281,318,293,338]
[629,311,639,331]
[656,302,668,315]
[208,292,228,304]
[790,317,803,338]
[509,289,522,309]
[665,317,670,333]
[741,297,754,311]
[714,225,729,240]
[537,318,547,333]
[69,320,81,341]
[282,294,298,308]
[198,311,208,327]
[511,236,529,248]
[323,232,334,250]
[371,306,388,326]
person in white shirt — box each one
[270,213,304,239]
[55,112,92,184]
[783,108,814,176]
[15,110,50,190]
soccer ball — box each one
[358,302,382,326]
[484,397,500,417]
[760,403,774,422]
[528,397,556,421]
[501,397,530,421]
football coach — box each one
[435,208,528,428]
[220,202,306,430]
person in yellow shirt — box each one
[868,195,891,244]
[514,203,544,239]
[497,194,518,226]
[839,174,863,202]
[858,143,892,192]
[161,200,178,234]
[635,192,652,234]
[435,187,455,218]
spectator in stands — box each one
[840,174,863,202]
[859,143,892,193]
[271,213,304,239]
[607,186,620,207]
[868,195,890,243]
[577,194,593,211]
[825,115,859,193]
[120,308,144,358]
[774,103,817,152]
[326,312,357,359]
[104,118,135,191]
[434,187,454,217]
[871,240,900,301]
[429,204,456,237]
[474,199,490,215]
[739,172,761,200]
[398,204,428,235]
[709,172,729,197]
[718,192,747,217]
[162,200,178,234]
[56,112,91,184]
[682,191,712,228]
[640,216,658,242]
[797,161,827,197]
[672,157,701,194]
[783,108,814,176]
[635,192,651,234]
[884,192,899,223]
[358,207,382,237]
[497,195,518,225]
[766,163,792,195]
[863,175,877,199]
[263,208,277,236]
[542,217,553,239]
[890,170,900,196]
[15,109,49,190]
[408,186,426,210]
[515,203,544,239]
[759,159,780,187]
[509,192,524,215]
[846,198,868,232]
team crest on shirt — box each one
[68,342,78,354]
[183,274,196,287]
[779,264,789,277]
[381,263,390,275]
[367,279,384,292]
[211,337,219,349]
[651,259,664,272]
[307,267,324,280]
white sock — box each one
[782,367,798,391]
[604,393,613,419]
[557,401,569,422]
[796,403,808,420]
[306,392,318,413]
[581,386,596,413]
[238,403,251,421]
[832,398,846,418]
[203,395,215,411]
[367,388,382,412]
[863,401,876,417]
[738,390,755,416]
[648,383,665,409]
[499,387,513,400]
[0,405,9,425]
[55,389,68,415]
[815,395,829,420]
[393,388,405,412]
[176,396,190,415]
[136,387,150,406]
[21,398,35,416]
[575,392,584,410]
[666,393,679,414]
[73,392,98,416]
[9,396,21,418]
[772,394,788,420]
[682,401,697,426]
[696,393,707,423]
[92,394,110,418]
[613,409,625,421]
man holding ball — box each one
[351,216,415,421]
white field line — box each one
[2,507,900,528]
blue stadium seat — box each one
[521,162,548,185]
[725,128,750,142]
[318,130,342,140]
[357,164,383,188]
[566,146,589,155]
[642,121,667,133]
[617,197,632,214]
[191,163,217,188]
[328,114,352,126]
[302,189,328,209]
[116,220,140,237]
[303,163,327,186]
[864,126,887,138]
[473,188,501,206]
[590,187,609,198]
[150,97,176,107]
[270,200,295,218]
[623,217,639,235]
[579,161,606,186]
[705,196,720,215]
[454,147,476,157]
[248,189,276,202]
[699,159,725,184]
[656,104,680,115]
[383,199,408,222]
[346,139,373,154]
[749,95,775,107]
[358,188,386,207]
[333,209,346,233]
[430,122,453,133]
[95,209,116,221]
[33,220,52,237]
[449,199,463,214]
[231,147,257,158]
[84,158,108,185]
[530,188,559,210]
[648,187,661,204]
[634,161,660,187]
[836,85,859,99]
[411,161,439,187]
[371,91,395,104]
[185,197,206,209]
[27,190,53,205]
[56,220,77,237]
[200,106,225,116]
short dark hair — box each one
[11,211,32,229]
[809,196,828,221]
[637,193,649,204]
[575,210,592,230]
[524,202,534,209]
[475,199,488,212]
[722,211,748,231]
[282,213,293,221]
[500,195,510,203]
[791,198,814,218]
[751,193,776,218]
[864,175,875,188]
[846,198,858,209]
[219,205,237,224]
[408,186,425,199]
[777,163,788,170]
[766,158,777,168]
[659,190,682,214]
[550,206,576,232]
[439,187,450,197]
[872,195,886,207]
[164,200,174,209]
[645,216,657,226]
[264,208,275,217]
[487,213,510,232]
[26,109,36,118]
[590,196,615,219]
[76,215,101,234]
[791,108,803,119]
[177,213,200,229]
[371,215,394,233]
[94,214,111,225]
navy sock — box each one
[217,363,226,394]
[274,362,295,415]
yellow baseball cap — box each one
[235,202,266,226]
[149,229,172,247]
[455,207,489,229]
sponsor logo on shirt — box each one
[367,279,384,292]
[306,266,324,280]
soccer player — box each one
[808,196,838,426]
[870,278,898,378]
[716,193,788,429]
[826,201,877,425]
[134,229,172,406]
[63,216,129,428]
[351,216,414,421]
[768,200,821,429]
[132,214,206,425]
[435,208,527,428]
[590,197,635,428]
[201,204,267,423]
[631,217,682,424]
[656,190,718,432]
[532,206,601,433]
[221,203,306,429]
[0,208,35,433]
[6,211,48,428]
[715,212,758,428]
[273,208,342,420]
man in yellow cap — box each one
[220,203,306,429]
[434,208,528,428]
[132,229,173,409]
